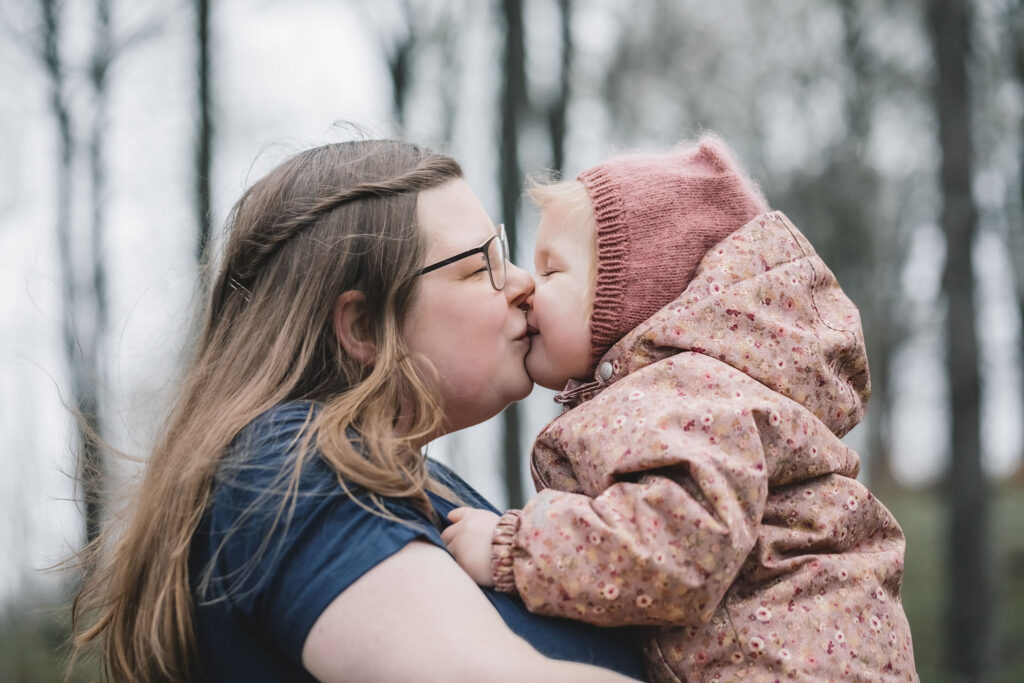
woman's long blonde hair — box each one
[71,140,464,681]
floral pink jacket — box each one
[492,212,917,681]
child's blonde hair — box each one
[526,175,599,310]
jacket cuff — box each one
[491,509,522,593]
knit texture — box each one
[578,135,769,367]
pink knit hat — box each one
[578,135,770,367]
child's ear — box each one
[333,290,377,366]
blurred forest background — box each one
[1,0,1022,680]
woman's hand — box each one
[440,507,500,587]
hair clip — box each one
[228,276,252,303]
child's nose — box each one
[504,261,534,309]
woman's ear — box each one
[333,291,377,366]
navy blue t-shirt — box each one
[189,402,643,681]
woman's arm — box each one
[301,540,639,683]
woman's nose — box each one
[504,261,534,309]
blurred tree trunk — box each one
[40,0,83,537]
[927,0,990,679]
[195,0,213,269]
[385,0,417,130]
[82,0,114,545]
[1011,0,1024,478]
[90,0,111,334]
[437,8,459,145]
[548,0,572,173]
[836,0,900,489]
[499,0,526,508]
[39,0,106,546]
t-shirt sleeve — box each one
[200,404,445,666]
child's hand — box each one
[440,507,500,587]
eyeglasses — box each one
[416,224,508,291]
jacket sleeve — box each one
[492,353,771,628]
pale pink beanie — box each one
[578,135,770,367]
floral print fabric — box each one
[501,212,916,681]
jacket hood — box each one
[565,211,870,438]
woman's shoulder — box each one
[232,400,320,453]
[215,400,323,495]
[217,402,496,521]
[193,402,451,669]
[217,401,443,521]
[199,401,445,581]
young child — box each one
[441,135,917,681]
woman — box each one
[71,140,643,682]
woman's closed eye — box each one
[456,256,487,278]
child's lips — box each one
[526,324,539,336]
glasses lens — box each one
[489,226,507,290]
